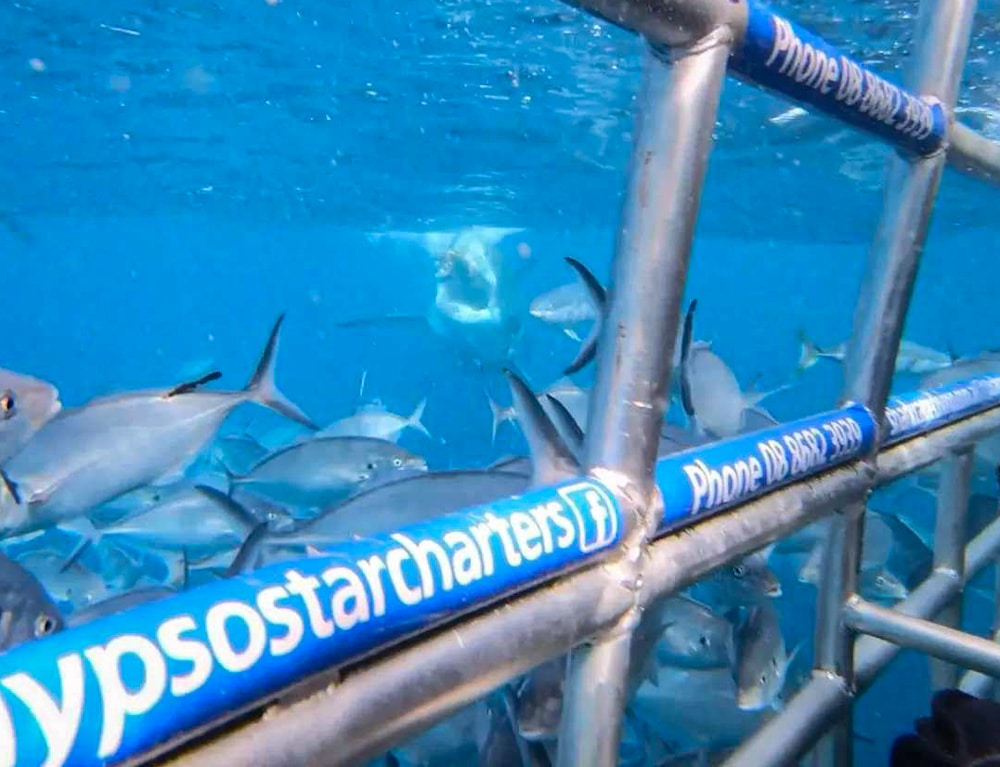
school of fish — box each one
[2,227,997,766]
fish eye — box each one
[732,565,746,578]
[0,391,14,417]
[875,575,886,586]
[698,635,709,647]
[760,673,768,685]
[392,457,402,467]
[34,614,56,637]
[366,462,377,471]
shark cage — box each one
[4,0,1000,766]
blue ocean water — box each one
[3,0,1000,765]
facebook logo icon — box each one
[557,480,620,553]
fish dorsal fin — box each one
[563,257,607,376]
[679,299,698,418]
[165,370,222,398]
[947,345,959,364]
[542,393,584,462]
[503,369,579,486]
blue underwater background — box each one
[4,0,1000,764]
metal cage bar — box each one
[2,2,1000,766]
[929,449,974,690]
[559,34,732,767]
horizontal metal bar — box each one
[845,597,1000,678]
[563,0,947,156]
[3,374,1000,767]
[723,508,1000,767]
[165,390,1000,767]
[947,122,1000,185]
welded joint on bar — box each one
[650,23,735,63]
[584,466,666,639]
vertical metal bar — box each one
[811,500,865,767]
[994,561,1000,702]
[930,449,973,690]
[557,35,732,767]
[811,2,977,765]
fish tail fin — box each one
[409,398,431,438]
[797,330,822,373]
[245,314,317,430]
[59,516,103,564]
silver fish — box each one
[679,301,786,439]
[478,688,551,767]
[231,436,427,508]
[799,334,955,376]
[66,586,175,627]
[12,548,112,611]
[0,550,63,651]
[230,469,531,573]
[514,656,566,742]
[631,666,775,751]
[689,546,781,610]
[731,601,795,711]
[209,434,271,475]
[0,366,62,463]
[318,399,430,443]
[0,315,315,537]
[529,281,598,346]
[93,483,277,555]
[681,342,784,439]
[656,595,735,671]
[486,378,590,445]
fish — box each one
[0,550,64,652]
[0,366,62,463]
[486,455,532,476]
[730,601,796,711]
[680,341,786,440]
[514,589,717,744]
[11,548,112,611]
[486,378,591,445]
[86,483,283,556]
[514,656,566,742]
[631,666,775,751]
[688,546,781,610]
[798,333,955,376]
[679,301,786,439]
[318,399,430,443]
[655,595,735,671]
[658,423,712,458]
[208,434,271,475]
[229,469,532,574]
[529,280,599,345]
[478,688,552,767]
[0,315,315,538]
[66,586,175,627]
[918,349,1000,390]
[228,436,428,508]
